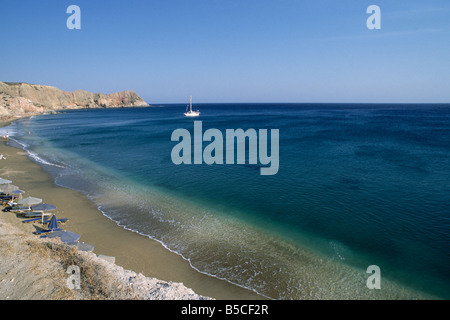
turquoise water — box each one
[6,103,450,299]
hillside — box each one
[0,81,149,118]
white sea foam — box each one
[27,150,66,169]
[8,137,66,169]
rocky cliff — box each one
[0,81,149,118]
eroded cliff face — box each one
[0,81,149,118]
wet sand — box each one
[0,121,265,300]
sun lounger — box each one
[43,218,68,224]
[22,217,46,223]
[9,209,32,214]
[7,206,31,212]
[40,230,80,243]
[1,198,12,205]
[22,217,69,224]
[20,211,46,218]
[33,228,62,235]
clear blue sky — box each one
[1,0,449,103]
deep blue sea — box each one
[5,103,450,299]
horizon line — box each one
[149,101,450,105]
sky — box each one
[1,0,450,104]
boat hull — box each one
[184,112,200,117]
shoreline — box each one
[0,119,265,300]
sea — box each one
[3,103,450,299]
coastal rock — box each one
[0,81,149,119]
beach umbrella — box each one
[32,203,57,211]
[46,230,80,243]
[47,215,60,231]
[18,196,42,205]
[0,178,12,185]
[32,203,57,223]
[0,184,18,196]
[18,196,42,210]
[11,189,24,202]
[0,184,17,192]
[12,189,24,195]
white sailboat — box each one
[184,96,200,117]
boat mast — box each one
[190,96,192,112]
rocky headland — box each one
[0,81,149,119]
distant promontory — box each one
[0,81,150,118]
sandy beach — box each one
[0,120,264,300]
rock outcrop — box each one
[0,81,149,118]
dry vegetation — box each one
[0,217,209,300]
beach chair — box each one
[43,218,68,224]
[40,230,80,243]
[7,205,31,212]
[22,217,69,224]
[33,227,62,236]
[20,210,46,218]
[1,197,12,205]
